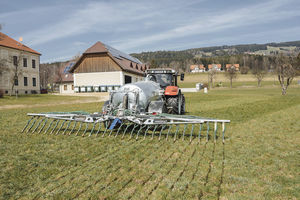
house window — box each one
[64,85,67,90]
[24,77,28,86]
[14,78,18,86]
[72,85,74,90]
[32,59,36,68]
[13,56,18,66]
[23,58,27,67]
[125,75,132,84]
[32,78,36,87]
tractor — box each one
[145,69,185,115]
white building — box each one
[56,61,74,94]
[69,41,147,92]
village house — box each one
[208,64,222,71]
[0,32,41,94]
[225,64,240,71]
[69,41,147,92]
[55,61,75,94]
[190,64,205,73]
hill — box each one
[131,40,300,68]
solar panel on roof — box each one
[103,44,142,64]
[63,62,75,74]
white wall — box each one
[59,83,74,94]
[74,71,122,86]
[74,71,144,86]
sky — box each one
[1,0,300,63]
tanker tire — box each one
[167,97,179,114]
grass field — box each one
[178,73,300,88]
[0,86,299,199]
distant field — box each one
[179,73,300,88]
[0,87,299,199]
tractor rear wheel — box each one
[167,97,179,114]
[167,95,185,115]
[181,95,185,114]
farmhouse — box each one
[226,64,240,71]
[208,64,222,71]
[190,64,205,73]
[56,61,75,94]
[0,32,41,94]
[69,41,147,92]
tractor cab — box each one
[145,69,184,88]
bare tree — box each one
[9,52,24,96]
[240,55,250,74]
[275,54,296,95]
[252,56,267,87]
[225,65,238,88]
[55,64,64,85]
[208,68,217,88]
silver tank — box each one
[111,80,161,111]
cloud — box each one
[22,0,206,46]
[114,0,300,51]
[5,0,299,62]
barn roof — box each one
[0,32,41,55]
[69,41,146,75]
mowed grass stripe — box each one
[71,139,169,199]
[34,138,152,199]
[105,140,194,199]
[100,140,176,199]
[186,95,271,113]
[181,142,208,197]
[119,143,182,199]
[124,141,190,200]
[9,135,113,198]
[146,142,194,199]
[197,96,300,126]
[222,104,300,199]
[201,142,224,199]
[181,142,215,199]
[167,142,210,199]
[0,126,122,198]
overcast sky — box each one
[1,0,300,63]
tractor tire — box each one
[167,95,185,115]
[167,97,179,114]
[181,95,186,114]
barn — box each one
[69,41,148,92]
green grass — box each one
[178,73,300,88]
[0,87,299,199]
[0,94,97,106]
